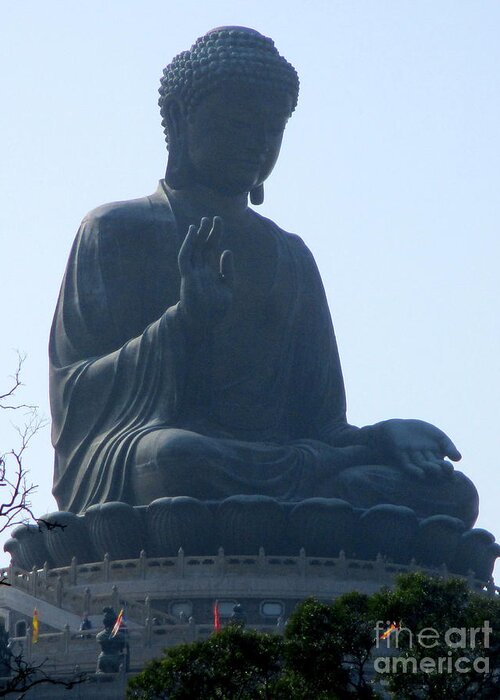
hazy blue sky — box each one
[1,1,499,579]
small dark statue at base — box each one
[96,608,127,674]
[40,27,496,576]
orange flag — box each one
[213,600,221,632]
[111,609,124,638]
[32,608,39,644]
[380,621,400,640]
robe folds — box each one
[49,181,478,527]
[50,181,370,513]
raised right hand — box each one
[177,216,234,335]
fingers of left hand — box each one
[414,451,454,478]
[438,435,462,462]
[399,453,425,479]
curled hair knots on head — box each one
[158,26,299,145]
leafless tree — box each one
[0,354,42,534]
[0,652,85,698]
[0,354,87,697]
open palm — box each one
[373,418,461,479]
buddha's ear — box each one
[164,97,185,146]
[164,97,191,188]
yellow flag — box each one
[32,608,39,644]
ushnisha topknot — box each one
[158,26,300,145]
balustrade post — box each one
[84,587,91,614]
[139,550,147,580]
[111,584,119,612]
[337,550,347,577]
[70,556,78,586]
[63,623,71,654]
[188,616,196,642]
[375,553,386,581]
[56,575,63,607]
[103,553,110,582]
[176,548,185,577]
[298,547,306,577]
[26,624,32,662]
[143,616,152,647]
[30,566,38,597]
[42,561,49,580]
[216,547,225,576]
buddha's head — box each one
[159,27,299,202]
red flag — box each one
[214,600,221,632]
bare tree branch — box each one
[0,360,86,696]
[0,408,45,536]
[0,652,86,698]
[0,353,49,535]
[0,354,36,412]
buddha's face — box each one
[185,85,291,196]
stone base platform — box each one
[0,546,497,699]
[5,497,500,582]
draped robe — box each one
[49,182,478,526]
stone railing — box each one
[0,549,497,614]
[11,619,285,668]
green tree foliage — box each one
[372,572,500,698]
[127,626,283,699]
[127,573,499,699]
[279,592,378,698]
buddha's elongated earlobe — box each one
[250,183,264,205]
[164,99,191,189]
[166,149,191,189]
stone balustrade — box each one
[1,549,497,614]
[10,618,285,673]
